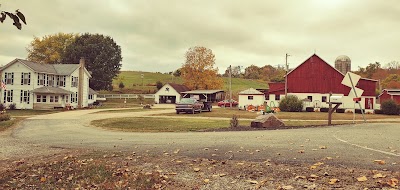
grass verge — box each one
[91,108,166,114]
[91,117,234,132]
[0,117,24,132]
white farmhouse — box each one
[0,58,97,109]
[238,88,265,109]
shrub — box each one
[8,103,16,110]
[336,108,345,113]
[230,114,239,128]
[374,109,383,114]
[0,104,5,111]
[156,81,163,90]
[0,113,11,121]
[320,107,329,112]
[305,107,314,112]
[118,82,125,90]
[279,95,303,112]
[381,100,399,115]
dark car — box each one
[217,99,238,107]
[175,98,204,114]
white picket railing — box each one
[97,94,155,99]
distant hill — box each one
[107,71,268,97]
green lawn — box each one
[110,71,268,96]
[91,117,233,132]
[92,108,166,114]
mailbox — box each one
[330,96,343,103]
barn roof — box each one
[168,83,190,93]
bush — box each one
[0,113,11,121]
[0,104,5,111]
[230,114,239,128]
[381,100,399,115]
[118,82,125,90]
[355,109,365,114]
[8,103,16,110]
[320,107,329,112]
[156,81,163,90]
[336,108,345,113]
[305,107,314,112]
[279,95,303,112]
[374,109,383,114]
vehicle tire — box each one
[208,106,212,112]
[199,108,202,113]
[192,108,195,114]
[176,110,179,114]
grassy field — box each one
[109,71,268,96]
[91,117,234,132]
[155,108,400,120]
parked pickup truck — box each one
[175,98,212,114]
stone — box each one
[250,114,285,129]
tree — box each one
[181,46,223,90]
[244,65,261,79]
[382,74,400,89]
[118,82,125,90]
[173,69,181,77]
[0,4,26,30]
[223,66,242,78]
[156,81,163,90]
[26,33,78,64]
[61,33,122,91]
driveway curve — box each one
[1,107,399,171]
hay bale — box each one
[250,114,285,129]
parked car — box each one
[175,98,212,114]
[217,99,238,107]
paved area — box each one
[1,106,399,171]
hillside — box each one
[108,71,268,96]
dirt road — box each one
[1,107,399,171]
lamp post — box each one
[141,74,144,91]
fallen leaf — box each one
[247,180,258,184]
[319,146,327,149]
[173,149,180,154]
[295,175,306,179]
[237,163,245,165]
[281,185,294,189]
[219,173,227,177]
[298,150,305,153]
[387,178,398,187]
[329,178,338,184]
[357,176,368,182]
[40,177,46,182]
[204,179,210,183]
[193,168,201,172]
[374,160,386,165]
[373,173,384,179]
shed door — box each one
[365,98,373,109]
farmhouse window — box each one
[57,76,66,87]
[70,92,78,103]
[322,96,327,102]
[37,95,42,103]
[42,95,47,103]
[248,96,254,100]
[307,96,313,102]
[37,73,46,86]
[71,77,79,87]
[3,90,13,103]
[4,72,14,85]
[88,94,93,100]
[21,72,31,85]
[275,95,280,100]
[20,90,30,104]
[48,75,55,86]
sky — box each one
[1,0,399,74]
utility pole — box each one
[285,53,290,96]
[141,74,144,91]
[229,65,232,108]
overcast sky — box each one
[1,0,399,73]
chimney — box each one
[78,57,85,108]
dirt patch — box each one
[0,150,398,189]
[201,124,345,132]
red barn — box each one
[379,89,400,104]
[268,54,378,110]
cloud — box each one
[1,0,399,73]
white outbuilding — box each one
[238,88,265,109]
[154,83,190,104]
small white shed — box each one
[154,83,189,104]
[238,88,265,109]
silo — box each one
[335,55,351,74]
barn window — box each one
[307,96,313,101]
[275,95,280,100]
[322,96,327,102]
[248,96,254,100]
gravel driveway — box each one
[1,106,399,171]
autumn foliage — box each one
[181,46,223,90]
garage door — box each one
[159,96,177,104]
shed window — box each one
[322,96,327,102]
[307,96,313,102]
[248,96,254,100]
[275,95,280,100]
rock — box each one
[250,114,285,129]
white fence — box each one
[97,94,155,99]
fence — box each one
[97,94,155,99]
